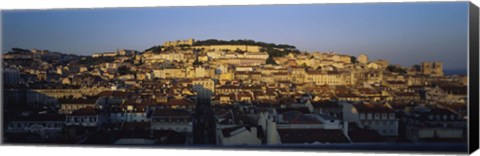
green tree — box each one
[266,56,277,65]
[387,65,406,74]
[413,64,421,71]
[117,66,131,75]
[351,56,358,63]
[301,63,308,68]
[144,45,164,53]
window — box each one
[367,113,372,119]
[389,113,395,119]
[360,113,365,119]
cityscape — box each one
[2,38,468,147]
[1,2,470,152]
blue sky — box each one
[2,2,469,70]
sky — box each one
[1,2,469,70]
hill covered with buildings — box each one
[2,38,468,148]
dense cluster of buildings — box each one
[2,39,468,146]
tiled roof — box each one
[152,109,191,118]
[166,99,193,106]
[386,81,407,85]
[70,107,100,116]
[312,100,340,108]
[353,103,394,113]
[280,110,321,124]
[439,85,467,95]
[97,91,129,97]
[59,98,98,104]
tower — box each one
[358,54,368,64]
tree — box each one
[178,44,192,51]
[266,56,277,65]
[193,60,203,66]
[192,39,300,56]
[78,56,114,66]
[117,66,131,75]
[235,48,243,53]
[387,65,406,74]
[301,63,308,68]
[413,64,421,71]
[351,56,358,63]
[144,45,164,53]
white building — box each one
[150,109,193,134]
[358,54,368,64]
[192,78,215,102]
[65,107,107,127]
[347,103,399,137]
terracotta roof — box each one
[305,70,324,74]
[97,91,129,97]
[237,92,253,98]
[280,110,321,124]
[439,85,467,95]
[70,107,100,116]
[273,72,289,76]
[395,92,418,97]
[357,88,380,94]
[312,100,340,108]
[166,99,193,106]
[387,81,407,85]
[235,71,261,75]
[59,98,98,104]
[123,98,156,105]
[217,85,241,89]
[336,93,360,98]
[152,109,191,118]
[242,85,263,90]
[353,103,394,113]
